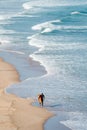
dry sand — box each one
[0,58,52,130]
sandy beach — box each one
[0,58,52,130]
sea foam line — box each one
[28,34,52,75]
[71,11,87,16]
[22,0,87,8]
[71,11,80,15]
[32,20,87,34]
[22,2,33,10]
[32,19,61,30]
[32,19,61,33]
[60,111,87,130]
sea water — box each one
[0,0,87,130]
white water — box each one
[0,0,87,130]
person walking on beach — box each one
[38,93,45,107]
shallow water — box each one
[0,0,87,130]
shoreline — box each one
[0,57,53,130]
[0,50,47,81]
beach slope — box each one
[0,58,52,130]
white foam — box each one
[28,36,49,74]
[29,35,45,51]
[71,11,80,15]
[71,11,87,16]
[32,19,87,34]
[23,0,87,8]
[59,25,87,30]
[32,20,61,30]
[0,36,14,49]
[27,36,33,40]
[41,28,52,33]
[0,39,10,44]
[32,21,87,34]
[32,22,48,30]
[32,19,61,33]
[61,111,87,130]
[0,15,11,20]
[28,34,59,75]
[22,3,33,10]
[23,0,87,9]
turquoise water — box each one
[0,0,87,130]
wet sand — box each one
[0,58,52,130]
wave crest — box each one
[32,19,61,33]
[22,3,33,10]
[22,0,87,9]
[71,11,80,15]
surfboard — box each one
[38,95,42,104]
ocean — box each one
[0,0,87,130]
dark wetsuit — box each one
[39,93,45,106]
